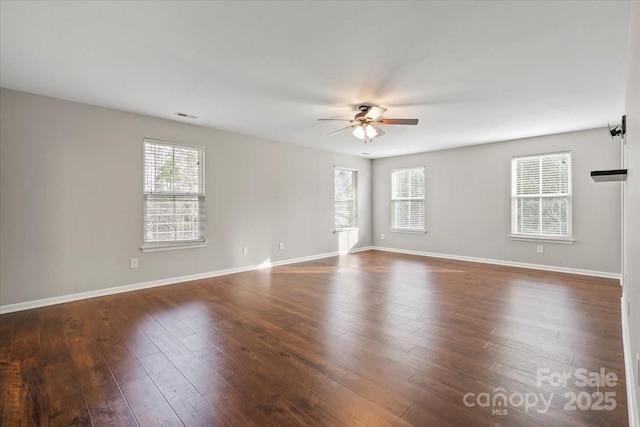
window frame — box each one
[141,138,207,253]
[333,166,359,232]
[510,151,574,244]
[390,166,426,234]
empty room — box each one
[1,1,639,426]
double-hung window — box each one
[511,152,572,242]
[391,166,425,233]
[143,138,205,250]
[334,167,358,230]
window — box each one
[391,166,425,232]
[511,152,572,241]
[334,167,358,230]
[143,138,205,248]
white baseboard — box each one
[0,246,374,314]
[622,297,640,427]
[371,246,621,280]
[0,244,618,314]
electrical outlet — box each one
[279,242,284,250]
[242,247,248,255]
[381,234,385,240]
[537,245,544,254]
[130,258,139,269]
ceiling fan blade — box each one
[371,123,385,136]
[378,118,419,125]
[328,125,353,136]
[364,106,387,120]
[318,118,354,121]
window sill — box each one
[509,235,575,245]
[334,227,359,234]
[390,229,427,235]
[141,241,208,253]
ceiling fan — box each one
[319,105,419,143]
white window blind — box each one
[143,139,205,243]
[334,168,358,230]
[391,167,425,232]
[511,152,572,238]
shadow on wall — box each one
[337,230,359,254]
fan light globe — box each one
[365,124,378,138]
[352,126,366,139]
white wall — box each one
[0,89,372,306]
[372,128,621,274]
[623,2,640,421]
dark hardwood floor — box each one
[0,250,628,426]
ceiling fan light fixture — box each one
[352,125,366,139]
[320,105,418,142]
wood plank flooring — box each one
[0,250,628,426]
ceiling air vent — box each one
[174,112,199,119]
